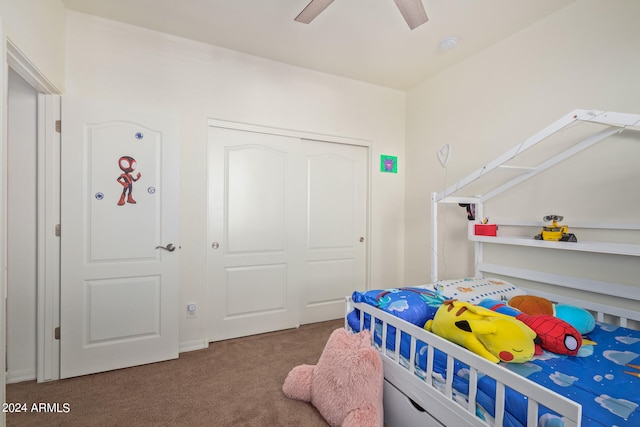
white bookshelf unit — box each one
[430,109,640,293]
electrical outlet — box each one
[187,303,197,318]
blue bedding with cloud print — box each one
[348,297,640,427]
[503,321,640,426]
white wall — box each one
[0,0,66,90]
[404,0,640,289]
[64,11,406,348]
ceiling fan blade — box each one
[393,0,428,30]
[295,0,335,24]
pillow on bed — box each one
[351,287,444,327]
[425,277,526,305]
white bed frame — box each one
[346,110,640,426]
[345,285,640,427]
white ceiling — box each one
[61,0,576,90]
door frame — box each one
[205,118,372,340]
[4,37,63,383]
[36,94,61,381]
[1,18,6,423]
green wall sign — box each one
[380,155,398,173]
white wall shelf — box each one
[468,234,640,257]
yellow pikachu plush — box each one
[425,300,536,363]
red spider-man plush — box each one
[479,299,583,356]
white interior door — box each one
[301,140,367,324]
[60,96,179,378]
[207,126,304,341]
[207,123,368,341]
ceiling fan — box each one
[295,0,428,30]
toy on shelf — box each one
[534,215,577,242]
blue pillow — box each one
[347,287,443,360]
[351,287,443,327]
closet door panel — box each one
[208,126,303,341]
[301,140,368,324]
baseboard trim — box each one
[179,339,209,353]
[6,369,37,384]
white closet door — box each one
[208,126,304,341]
[301,140,367,324]
[207,125,368,341]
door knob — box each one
[155,243,176,252]
[211,242,220,249]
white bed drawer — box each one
[383,379,444,427]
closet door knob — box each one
[212,242,220,249]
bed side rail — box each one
[345,297,581,427]
[476,265,640,329]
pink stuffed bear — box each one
[282,328,383,427]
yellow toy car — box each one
[534,215,577,242]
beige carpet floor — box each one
[7,319,344,426]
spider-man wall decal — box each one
[116,155,141,206]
